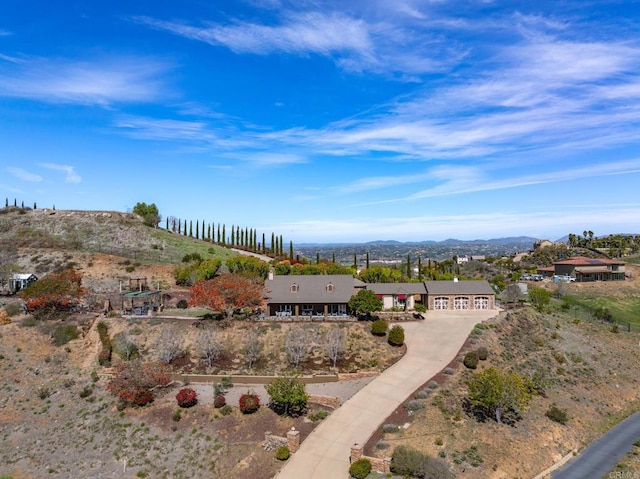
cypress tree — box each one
[4,198,7,207]
[53,204,55,210]
[231,225,235,246]
[207,224,211,241]
[33,202,37,209]
[418,257,423,281]
[332,252,335,263]
[178,219,182,234]
[14,199,17,207]
[289,241,293,261]
[195,220,199,239]
[366,252,370,269]
[280,235,284,256]
[316,252,320,264]
[222,225,226,245]
[353,253,357,270]
[189,221,193,237]
[407,254,412,279]
[271,233,275,254]
[217,224,221,243]
[262,233,266,253]
[166,217,169,230]
[21,201,24,209]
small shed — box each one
[9,273,38,294]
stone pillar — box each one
[350,443,363,463]
[383,457,392,473]
[287,427,300,453]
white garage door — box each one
[434,297,449,310]
[454,297,470,310]
[474,297,489,310]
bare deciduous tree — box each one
[155,325,184,364]
[242,329,263,370]
[113,331,138,361]
[285,328,311,367]
[324,328,345,368]
[194,328,223,368]
[504,284,523,304]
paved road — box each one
[552,411,640,479]
[275,310,500,479]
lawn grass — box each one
[569,295,640,328]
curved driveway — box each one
[275,310,500,479]
[552,411,640,479]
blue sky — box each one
[1,1,640,243]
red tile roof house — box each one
[264,275,496,318]
[553,256,626,282]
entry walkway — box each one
[275,310,500,479]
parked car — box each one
[553,275,575,283]
[519,274,532,281]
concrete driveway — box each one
[275,309,500,479]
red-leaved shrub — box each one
[239,393,260,414]
[176,388,198,408]
[214,395,226,408]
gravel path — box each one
[188,376,377,407]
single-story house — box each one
[265,274,496,316]
[364,282,427,310]
[423,279,495,311]
[9,273,37,294]
[265,274,366,317]
[552,256,625,282]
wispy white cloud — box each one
[0,56,171,106]
[6,167,42,182]
[39,163,82,183]
[270,204,640,242]
[0,29,11,36]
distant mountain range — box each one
[298,236,541,247]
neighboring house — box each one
[552,256,626,282]
[9,273,37,294]
[264,274,497,316]
[364,282,427,310]
[456,255,470,265]
[424,279,495,311]
[265,274,366,317]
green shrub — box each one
[405,400,425,411]
[477,346,488,360]
[388,324,405,346]
[611,324,620,334]
[275,446,290,461]
[443,367,456,375]
[414,303,426,313]
[391,445,454,478]
[308,409,329,421]
[172,408,182,422]
[427,380,439,389]
[545,404,568,425]
[371,318,388,336]
[79,385,93,399]
[415,389,430,399]
[4,303,22,317]
[52,325,78,346]
[463,351,479,369]
[176,388,198,408]
[220,405,233,416]
[176,299,189,309]
[20,316,37,327]
[375,440,390,450]
[349,458,371,479]
[382,423,399,433]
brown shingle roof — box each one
[365,283,427,295]
[266,274,361,304]
[554,256,625,266]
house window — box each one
[290,283,298,293]
[474,297,489,310]
[394,295,406,308]
[454,297,470,310]
[326,283,335,292]
[328,304,346,315]
[434,297,449,310]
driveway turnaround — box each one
[552,411,640,479]
[275,310,499,479]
